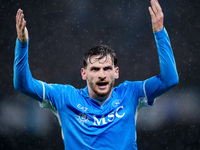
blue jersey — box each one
[13,28,178,150]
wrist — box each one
[16,37,29,48]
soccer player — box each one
[14,0,178,149]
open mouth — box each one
[96,82,108,88]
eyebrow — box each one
[90,65,113,69]
[104,66,113,69]
[90,66,99,70]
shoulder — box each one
[117,80,143,88]
[43,82,78,96]
[114,80,144,94]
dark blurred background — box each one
[0,0,200,149]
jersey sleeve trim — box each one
[143,80,157,106]
[39,82,64,141]
[135,81,157,122]
[143,80,147,98]
[42,82,45,100]
[39,82,58,115]
[137,80,156,112]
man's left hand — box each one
[148,0,164,32]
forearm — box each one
[154,28,179,86]
[13,38,43,101]
[144,28,178,103]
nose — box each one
[98,69,106,80]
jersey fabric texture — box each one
[13,28,178,150]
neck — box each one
[92,94,111,102]
[88,89,112,102]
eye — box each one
[104,67,112,71]
[91,67,99,71]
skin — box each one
[16,0,164,101]
[16,9,28,42]
[81,56,119,101]
[148,0,164,32]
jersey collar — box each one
[81,86,115,107]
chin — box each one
[95,89,111,97]
[97,93,108,97]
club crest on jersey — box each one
[76,113,89,124]
[112,99,122,107]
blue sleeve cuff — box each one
[16,38,29,48]
[154,27,168,40]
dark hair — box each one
[83,45,118,67]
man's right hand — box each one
[16,9,28,42]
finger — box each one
[19,13,24,29]
[154,0,162,13]
[148,6,155,18]
[150,0,157,14]
[18,9,24,25]
[21,19,26,32]
[16,9,21,24]
[17,9,22,23]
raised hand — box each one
[16,9,29,42]
[148,0,164,32]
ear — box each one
[81,68,87,80]
[115,67,119,79]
